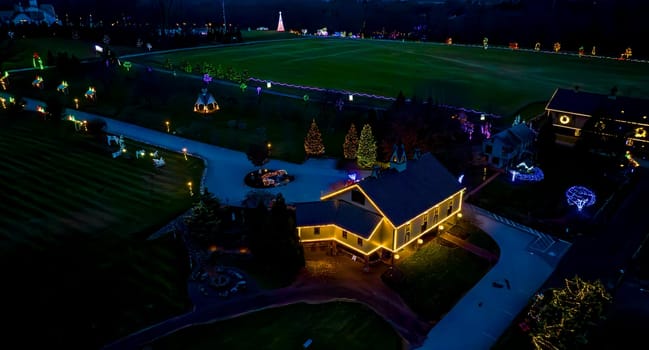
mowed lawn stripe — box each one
[0,153,148,227]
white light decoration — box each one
[509,162,544,182]
[559,115,570,125]
[348,94,354,102]
[566,186,596,211]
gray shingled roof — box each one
[295,200,382,239]
[546,88,649,122]
[493,124,536,147]
[358,152,464,227]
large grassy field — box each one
[0,112,204,348]
[131,38,649,116]
[151,302,404,350]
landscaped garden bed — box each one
[244,168,295,188]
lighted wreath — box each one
[634,127,646,138]
[566,186,596,211]
[559,115,570,125]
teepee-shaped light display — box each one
[276,11,285,32]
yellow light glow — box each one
[417,238,423,244]
[394,254,400,260]
[634,128,646,138]
[559,115,570,125]
[439,225,444,231]
[457,213,463,218]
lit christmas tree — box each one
[356,123,377,168]
[343,123,359,159]
[304,118,325,157]
[276,11,285,32]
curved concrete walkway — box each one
[420,204,569,349]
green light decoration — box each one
[122,61,132,71]
[0,71,8,90]
[303,94,309,103]
[32,52,44,70]
[356,123,377,168]
[240,82,247,92]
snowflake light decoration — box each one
[565,186,596,211]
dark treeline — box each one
[34,0,649,59]
[0,21,243,53]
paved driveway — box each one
[17,96,361,205]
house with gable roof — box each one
[295,151,465,263]
[482,123,536,169]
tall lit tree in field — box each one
[343,123,359,159]
[304,118,325,157]
[527,276,612,350]
[357,123,377,168]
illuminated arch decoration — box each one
[634,127,646,138]
[559,115,571,125]
[566,186,596,211]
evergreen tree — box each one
[357,123,377,168]
[343,123,359,159]
[304,118,325,157]
[183,190,221,248]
